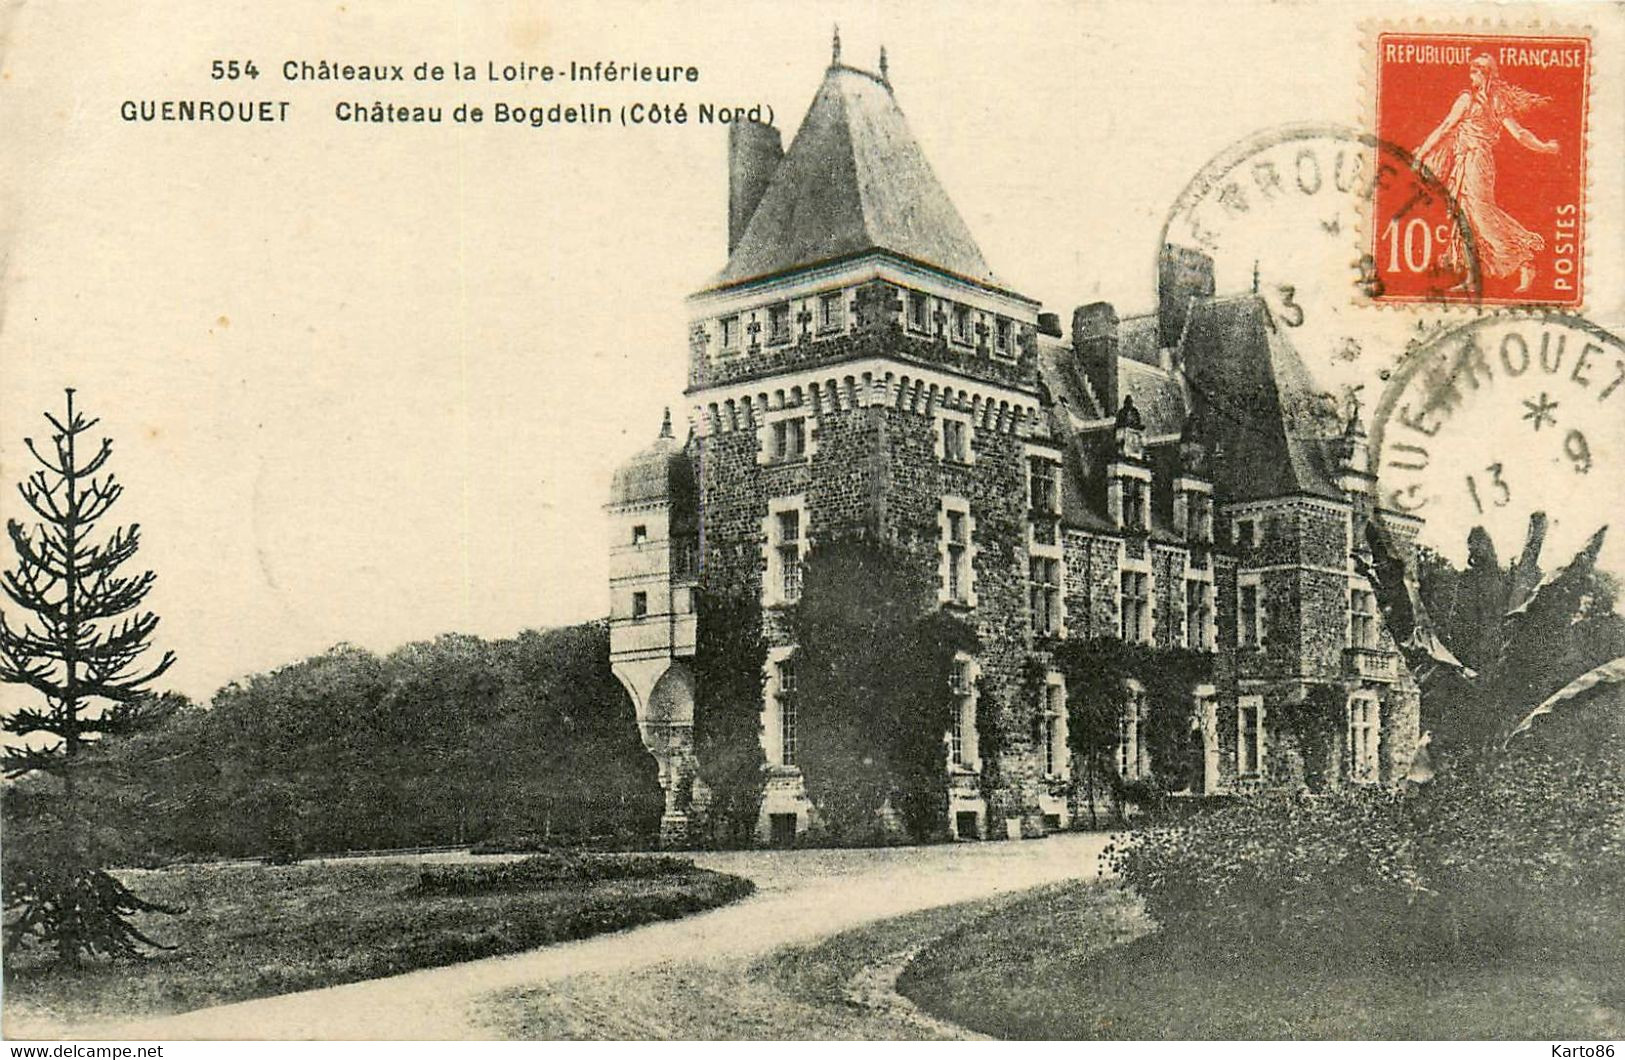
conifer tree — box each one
[1,389,178,963]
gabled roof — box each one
[711,64,1002,291]
[1178,295,1341,502]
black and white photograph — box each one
[1,0,1622,1047]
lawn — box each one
[3,853,754,1029]
[897,880,1625,1039]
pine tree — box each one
[1,389,179,963]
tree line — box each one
[46,625,666,865]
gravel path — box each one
[49,833,1109,1040]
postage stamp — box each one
[1371,29,1591,307]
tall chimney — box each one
[1158,244,1216,350]
[1073,302,1120,419]
[728,120,783,255]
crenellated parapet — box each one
[689,356,1043,442]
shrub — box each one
[414,853,699,896]
[1108,698,1625,959]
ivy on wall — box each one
[789,538,978,844]
[692,589,768,848]
[1050,638,1215,815]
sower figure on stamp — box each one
[1414,53,1560,293]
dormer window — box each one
[818,291,843,333]
[1123,478,1147,532]
[907,291,929,333]
[768,302,791,345]
[1108,463,1152,533]
[952,304,972,344]
[1176,484,1213,544]
[719,315,740,351]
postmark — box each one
[1369,313,1625,574]
[1159,123,1477,439]
[1371,29,1591,308]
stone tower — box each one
[606,408,699,843]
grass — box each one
[897,880,1625,1040]
[3,854,754,1029]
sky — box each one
[2,0,1622,705]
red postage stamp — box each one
[1372,30,1590,307]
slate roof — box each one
[1117,359,1185,437]
[1177,295,1341,502]
[711,64,1002,291]
[1034,293,1343,535]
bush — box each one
[1107,787,1424,954]
[1111,686,1625,962]
[415,853,699,896]
[1108,703,1625,959]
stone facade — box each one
[606,50,1424,845]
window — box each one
[719,315,739,351]
[1030,557,1061,635]
[995,317,1012,354]
[778,658,798,767]
[632,591,648,620]
[1186,491,1213,543]
[1042,676,1067,778]
[767,302,791,345]
[631,524,648,545]
[907,291,929,332]
[1122,477,1148,532]
[941,418,969,463]
[939,500,976,607]
[1185,578,1213,650]
[674,538,697,577]
[952,304,971,343]
[1235,517,1259,548]
[1238,695,1264,776]
[1238,580,1261,648]
[1349,695,1379,782]
[1029,457,1058,515]
[1197,691,1220,794]
[777,510,802,601]
[1120,571,1149,643]
[818,291,842,332]
[949,659,975,768]
[1116,684,1145,779]
[1350,588,1378,649]
[946,511,969,603]
[771,416,807,462]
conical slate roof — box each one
[711,64,1001,290]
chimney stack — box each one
[728,121,783,255]
[1072,301,1120,419]
[1158,244,1216,350]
